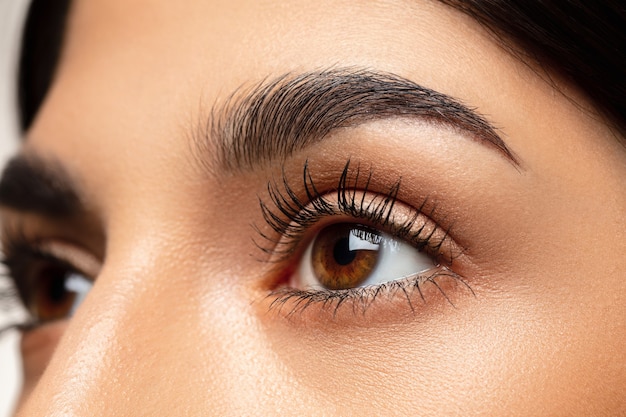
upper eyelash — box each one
[254,159,472,316]
[0,228,34,328]
[255,159,452,263]
[0,274,33,335]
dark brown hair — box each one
[441,1,626,136]
[18,0,71,130]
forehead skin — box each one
[14,0,626,416]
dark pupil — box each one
[46,266,70,304]
[333,236,357,266]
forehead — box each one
[26,0,599,213]
[49,0,532,110]
[59,0,489,78]
[53,0,500,103]
[29,1,525,151]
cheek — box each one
[19,321,68,402]
[262,278,626,415]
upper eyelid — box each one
[32,241,101,279]
[2,232,101,285]
[254,160,462,265]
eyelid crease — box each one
[254,159,465,269]
[31,241,101,279]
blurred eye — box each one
[2,239,98,326]
[294,223,436,290]
[26,260,92,323]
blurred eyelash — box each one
[0,229,56,333]
[255,159,472,316]
[0,277,31,336]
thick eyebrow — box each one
[0,154,84,217]
[202,68,519,172]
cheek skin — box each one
[11,0,626,416]
[18,321,68,406]
[262,281,624,415]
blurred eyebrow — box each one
[0,154,84,217]
[201,68,519,172]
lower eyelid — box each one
[20,319,69,385]
[264,266,474,324]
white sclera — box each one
[64,273,93,316]
[296,226,434,290]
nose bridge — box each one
[16,223,249,415]
[16,154,322,414]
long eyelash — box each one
[0,229,50,332]
[0,277,32,336]
[256,159,446,261]
[255,159,472,315]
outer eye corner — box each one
[257,159,470,318]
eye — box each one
[295,223,435,291]
[259,159,471,317]
[27,261,92,323]
[2,239,98,326]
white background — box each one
[0,1,30,416]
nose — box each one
[14,224,301,416]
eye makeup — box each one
[255,159,474,319]
[0,157,475,328]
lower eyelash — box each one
[255,159,472,316]
[267,267,474,318]
[255,160,474,317]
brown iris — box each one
[29,261,79,322]
[311,224,382,290]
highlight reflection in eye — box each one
[296,223,435,291]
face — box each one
[4,0,626,415]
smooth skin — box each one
[8,0,626,415]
